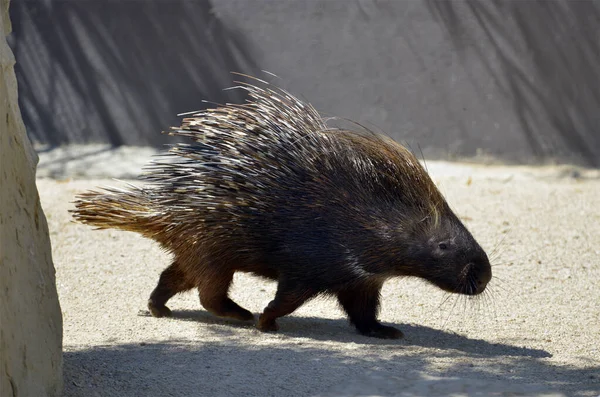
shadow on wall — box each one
[426,0,600,167]
[8,0,260,147]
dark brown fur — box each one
[71,77,491,339]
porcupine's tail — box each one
[70,184,161,235]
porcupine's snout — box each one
[459,257,492,295]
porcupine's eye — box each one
[438,242,448,250]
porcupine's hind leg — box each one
[197,269,254,321]
[148,260,195,317]
[257,279,317,332]
[337,280,403,339]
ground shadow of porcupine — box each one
[71,75,492,339]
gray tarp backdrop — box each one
[8,0,600,167]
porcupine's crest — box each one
[148,79,443,218]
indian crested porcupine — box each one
[72,75,491,339]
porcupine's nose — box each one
[474,264,492,294]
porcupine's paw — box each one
[147,300,173,318]
[256,315,279,333]
[358,322,404,339]
[202,297,255,322]
[223,308,255,322]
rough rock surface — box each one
[0,0,63,395]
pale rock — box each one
[0,0,63,395]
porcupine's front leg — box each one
[337,281,403,339]
[257,280,316,332]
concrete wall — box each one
[0,0,63,395]
[8,0,600,167]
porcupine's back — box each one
[72,78,446,270]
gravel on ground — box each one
[37,148,600,396]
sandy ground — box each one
[37,147,600,396]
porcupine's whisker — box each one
[490,275,515,294]
[491,244,547,268]
[476,289,485,315]
[460,271,481,321]
[498,277,526,307]
[486,275,525,310]
[488,229,511,260]
[441,291,462,330]
[484,287,498,321]
[467,276,490,323]
[440,272,468,329]
[436,291,455,312]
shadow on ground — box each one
[64,314,598,397]
[160,309,550,357]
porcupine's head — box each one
[343,136,492,296]
[400,204,492,296]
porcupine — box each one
[71,75,492,339]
